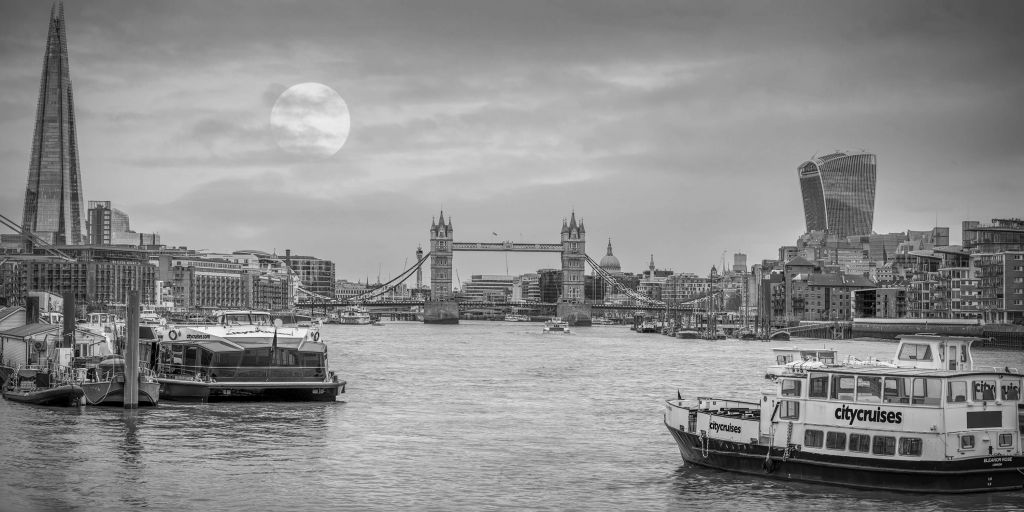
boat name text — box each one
[185,334,211,340]
[709,420,742,434]
[834,404,902,426]
[984,457,1013,463]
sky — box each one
[1,0,1022,284]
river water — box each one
[2,322,1023,511]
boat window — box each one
[1000,380,1021,400]
[781,379,802,397]
[804,429,823,448]
[777,354,794,365]
[808,373,829,398]
[856,376,882,403]
[883,377,910,404]
[779,400,800,420]
[831,375,855,401]
[872,436,896,456]
[271,349,299,367]
[897,343,932,361]
[910,378,941,405]
[213,352,242,368]
[948,381,968,403]
[240,348,271,367]
[849,434,871,453]
[825,432,846,450]
[972,380,997,401]
[898,437,922,456]
[999,433,1014,448]
[817,352,835,365]
[184,346,200,369]
[960,434,975,450]
[300,353,324,368]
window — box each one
[782,379,802,397]
[780,400,800,420]
[972,380,997,401]
[831,375,855,400]
[872,436,896,456]
[857,376,882,403]
[888,435,922,457]
[913,378,942,405]
[808,373,829,398]
[1001,380,1021,400]
[999,433,1014,448]
[825,431,846,450]
[804,429,824,448]
[960,435,975,450]
[883,376,909,404]
[898,343,932,361]
[849,434,871,453]
[948,381,968,402]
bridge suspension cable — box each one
[0,213,76,262]
[584,254,666,308]
[348,251,432,303]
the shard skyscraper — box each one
[22,2,86,246]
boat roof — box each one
[782,365,1018,378]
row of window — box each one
[781,374,1021,404]
[804,429,1016,454]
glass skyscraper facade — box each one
[22,3,86,246]
[798,151,877,238]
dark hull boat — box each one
[155,310,345,403]
[81,377,160,406]
[2,368,83,406]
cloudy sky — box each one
[1,1,1022,283]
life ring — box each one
[167,329,179,341]
[33,340,44,352]
[311,331,320,342]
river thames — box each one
[2,322,1023,511]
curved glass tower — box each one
[798,151,876,238]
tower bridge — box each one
[298,210,674,325]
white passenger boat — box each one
[664,334,1024,493]
[543,318,570,334]
[156,310,344,402]
[336,307,373,325]
[504,314,531,322]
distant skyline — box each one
[1,1,1022,281]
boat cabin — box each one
[773,347,838,365]
[209,310,274,326]
[157,337,330,383]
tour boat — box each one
[664,334,1024,493]
[504,314,531,322]
[543,318,571,334]
[764,346,838,379]
[155,310,344,402]
[336,307,373,325]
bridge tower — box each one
[429,211,453,299]
[560,211,586,302]
[415,244,424,290]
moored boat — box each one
[335,307,373,325]
[79,355,160,406]
[664,334,1024,493]
[155,310,344,402]
[2,366,83,406]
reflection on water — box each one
[1,323,1022,511]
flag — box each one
[677,389,682,400]
[492,232,498,236]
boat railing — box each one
[159,364,331,382]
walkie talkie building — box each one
[798,151,877,238]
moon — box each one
[270,82,350,157]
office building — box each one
[797,151,877,238]
[21,4,87,247]
[86,201,160,246]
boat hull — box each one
[2,385,84,406]
[665,422,1024,493]
[81,380,160,406]
[157,378,346,402]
